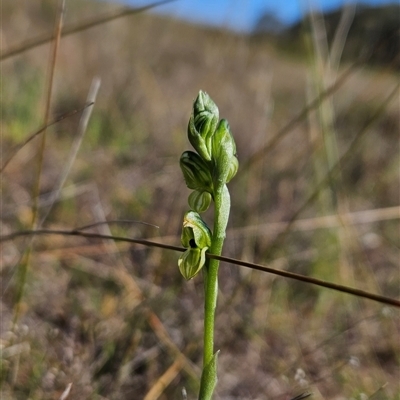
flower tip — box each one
[197,90,207,103]
[193,91,218,116]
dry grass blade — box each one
[2,228,399,307]
[290,394,312,400]
[143,356,186,400]
[33,0,65,227]
[146,312,199,381]
[12,0,65,327]
[39,77,100,226]
[369,384,388,399]
[330,4,356,71]
[0,0,176,61]
[0,102,93,174]
[230,206,400,236]
[58,383,73,400]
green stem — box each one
[202,184,230,369]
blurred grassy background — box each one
[1,0,399,399]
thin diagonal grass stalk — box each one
[0,102,94,174]
[73,219,159,231]
[38,77,100,225]
[243,56,366,171]
[0,0,176,62]
[1,228,399,308]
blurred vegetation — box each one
[254,3,400,69]
[1,0,399,399]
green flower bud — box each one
[178,211,212,280]
[188,190,212,213]
[181,211,212,249]
[211,119,238,185]
[180,151,213,193]
[188,91,219,161]
[178,247,208,280]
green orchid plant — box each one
[178,91,238,399]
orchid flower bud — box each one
[178,211,212,280]
[180,151,213,193]
[181,211,212,249]
[188,91,219,161]
[211,119,238,186]
[178,247,208,280]
[188,190,212,213]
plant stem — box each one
[203,184,230,367]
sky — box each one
[108,0,397,31]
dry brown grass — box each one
[1,1,399,399]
